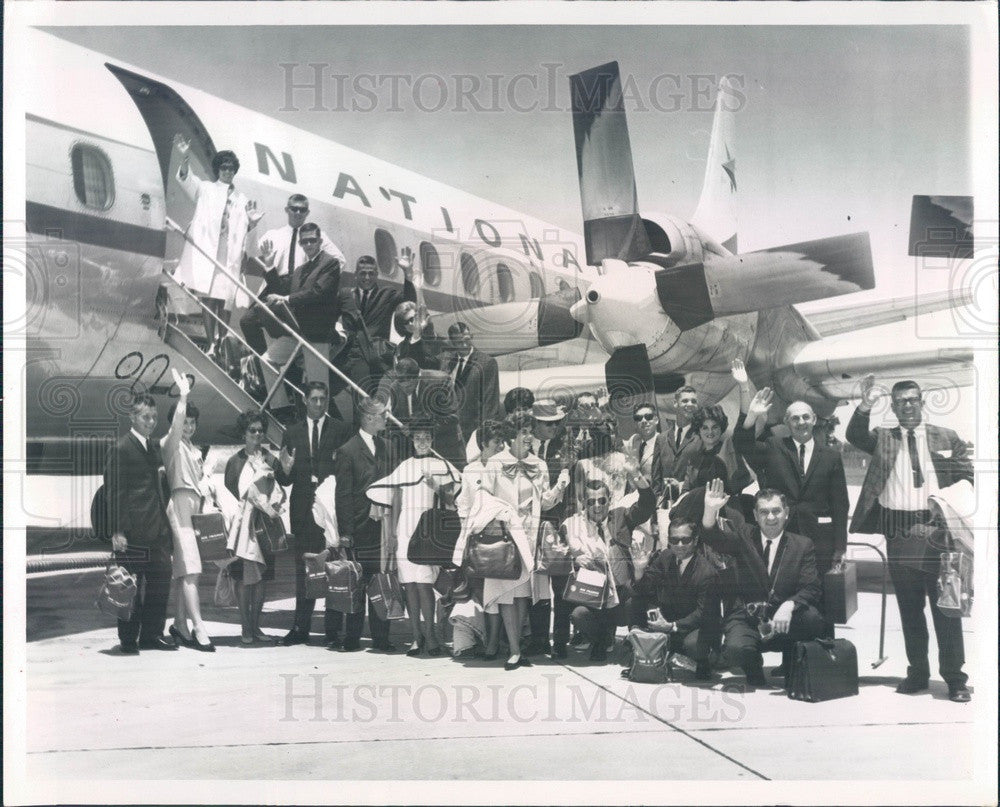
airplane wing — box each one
[802,288,976,338]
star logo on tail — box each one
[722,145,737,192]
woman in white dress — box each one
[368,423,460,656]
[173,136,263,356]
[477,414,569,670]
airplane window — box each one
[529,271,544,299]
[374,228,397,276]
[460,252,480,297]
[419,242,442,287]
[71,144,115,211]
[496,263,515,303]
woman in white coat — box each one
[368,423,460,656]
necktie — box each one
[638,439,647,467]
[798,442,806,475]
[311,418,320,464]
[907,429,924,488]
[361,288,371,316]
[287,226,298,274]
[540,439,548,460]
[455,356,465,382]
[763,539,773,572]
[675,426,684,452]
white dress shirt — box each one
[306,414,327,454]
[792,437,814,475]
[359,428,377,457]
[879,422,941,511]
[258,224,342,276]
[761,532,784,578]
[677,555,692,577]
[129,428,148,451]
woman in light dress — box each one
[162,369,215,651]
[368,422,460,657]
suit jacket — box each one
[734,413,850,553]
[846,408,974,534]
[636,550,720,634]
[338,279,416,341]
[661,420,703,478]
[533,433,571,524]
[275,416,353,532]
[446,348,503,440]
[271,249,342,343]
[103,432,171,547]
[702,520,821,613]
[257,225,342,292]
[397,331,441,371]
[378,375,466,470]
[334,432,389,549]
[624,432,672,503]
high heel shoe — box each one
[191,628,216,653]
[406,638,425,657]
[504,655,522,671]
[168,624,194,648]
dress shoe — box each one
[551,644,568,660]
[426,646,444,658]
[589,646,608,663]
[525,640,550,657]
[570,630,587,647]
[948,685,971,703]
[504,655,523,671]
[192,636,217,653]
[745,668,767,688]
[518,657,533,668]
[120,642,140,656]
[694,663,712,681]
[372,642,396,653]
[169,625,194,648]
[895,676,930,694]
[406,641,424,657]
[483,651,500,662]
[138,636,179,651]
[278,630,310,647]
[770,664,787,678]
[325,638,342,651]
[340,641,362,652]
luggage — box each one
[463,520,521,580]
[937,550,973,618]
[367,570,407,621]
[96,563,138,620]
[190,512,230,562]
[535,521,573,576]
[625,628,671,684]
[823,561,858,624]
[325,551,365,614]
[787,638,859,702]
[563,567,608,607]
[409,491,463,565]
[213,560,238,608]
[253,511,289,554]
[303,550,332,599]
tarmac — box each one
[19,557,984,795]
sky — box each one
[41,24,977,305]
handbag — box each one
[463,520,522,580]
[823,560,858,624]
[367,561,407,621]
[434,566,471,604]
[787,638,859,703]
[408,491,463,566]
[213,560,238,608]
[303,550,332,599]
[190,511,230,562]
[535,521,573,576]
[253,511,289,554]
[96,563,137,620]
[563,567,608,607]
[326,550,365,614]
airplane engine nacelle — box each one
[638,213,708,268]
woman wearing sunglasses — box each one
[674,405,732,493]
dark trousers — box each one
[570,603,629,648]
[529,574,572,648]
[240,303,290,356]
[631,607,719,664]
[332,520,390,647]
[797,520,838,638]
[114,544,172,645]
[722,604,826,675]
[884,514,966,686]
[290,522,339,635]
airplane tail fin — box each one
[570,62,651,266]
[691,76,739,253]
[908,195,974,259]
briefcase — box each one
[787,639,859,702]
[303,550,331,599]
[253,511,289,554]
[326,553,365,614]
[367,571,407,621]
[190,512,230,562]
[823,561,858,624]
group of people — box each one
[103,342,973,701]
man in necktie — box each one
[701,482,825,689]
[446,322,503,444]
[662,386,702,485]
[847,375,974,702]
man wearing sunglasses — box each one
[624,403,673,506]
[240,222,343,396]
[632,520,720,680]
[255,194,342,293]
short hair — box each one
[395,357,420,379]
[211,150,239,178]
[754,488,789,509]
[167,402,200,424]
[393,301,417,333]
[286,193,308,207]
[668,519,699,539]
[891,380,922,399]
[584,478,611,499]
[356,255,377,270]
[131,394,157,412]
[448,322,471,340]
[236,408,266,436]
[500,412,534,442]
[299,222,321,239]
[690,404,729,434]
[674,385,698,399]
[304,381,328,397]
[632,402,656,418]
[407,419,436,439]
[477,419,504,449]
[504,387,535,415]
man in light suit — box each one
[701,482,825,688]
[847,375,973,702]
[445,322,502,443]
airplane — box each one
[20,32,975,496]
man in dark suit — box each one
[334,396,394,651]
[701,481,825,688]
[662,385,703,482]
[240,222,342,391]
[103,394,176,654]
[734,389,850,643]
[444,322,502,442]
[847,375,973,702]
[632,519,721,679]
[274,381,353,646]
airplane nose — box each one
[570,298,590,325]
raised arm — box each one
[160,369,191,461]
[845,373,880,454]
[700,478,743,555]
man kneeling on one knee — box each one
[701,479,825,688]
[632,519,721,680]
